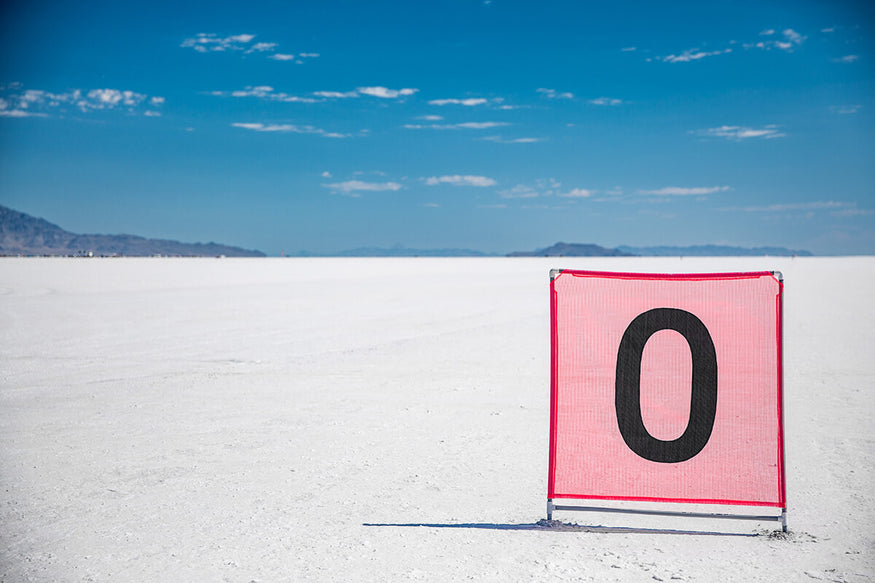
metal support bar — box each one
[549,503,785,524]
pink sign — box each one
[548,270,786,507]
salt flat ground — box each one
[1,257,872,582]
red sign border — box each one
[548,270,786,508]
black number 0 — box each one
[615,308,718,463]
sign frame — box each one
[547,269,787,531]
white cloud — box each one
[831,208,874,218]
[247,42,278,53]
[321,171,332,178]
[821,27,835,33]
[312,90,359,98]
[322,180,403,196]
[498,184,539,198]
[559,188,595,198]
[181,33,316,64]
[833,55,859,63]
[537,88,574,99]
[830,104,861,115]
[498,178,563,198]
[218,86,320,103]
[181,33,257,52]
[783,29,804,45]
[638,186,730,196]
[404,121,509,130]
[745,29,807,52]
[424,175,497,187]
[423,202,440,208]
[417,114,444,121]
[0,100,47,117]
[589,97,623,106]
[480,136,542,143]
[231,122,349,138]
[621,47,637,52]
[697,125,785,140]
[660,48,731,63]
[721,201,853,213]
[0,86,164,116]
[357,86,418,99]
[455,122,507,129]
[429,98,489,106]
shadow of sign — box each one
[362,520,759,537]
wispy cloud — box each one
[231,122,349,138]
[429,98,490,106]
[312,90,359,99]
[403,121,509,130]
[424,175,497,187]
[832,55,859,63]
[638,186,730,196]
[214,85,415,103]
[558,188,595,198]
[181,33,318,64]
[181,33,256,52]
[744,29,806,52]
[499,184,541,198]
[247,42,278,53]
[720,200,855,213]
[480,136,543,144]
[589,97,623,106]
[830,208,874,218]
[537,88,574,99]
[656,48,732,63]
[498,179,591,199]
[322,180,403,196]
[621,47,637,52]
[830,104,861,115]
[651,28,806,65]
[695,125,785,140]
[0,85,165,117]
[212,86,320,103]
[357,86,418,99]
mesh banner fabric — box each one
[548,270,785,507]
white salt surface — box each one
[1,257,873,582]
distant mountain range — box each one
[507,242,635,257]
[1,204,813,258]
[0,205,265,257]
[616,244,813,257]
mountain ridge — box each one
[0,205,266,257]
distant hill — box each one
[616,244,812,257]
[507,242,635,257]
[0,205,265,257]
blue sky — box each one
[1,0,872,255]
